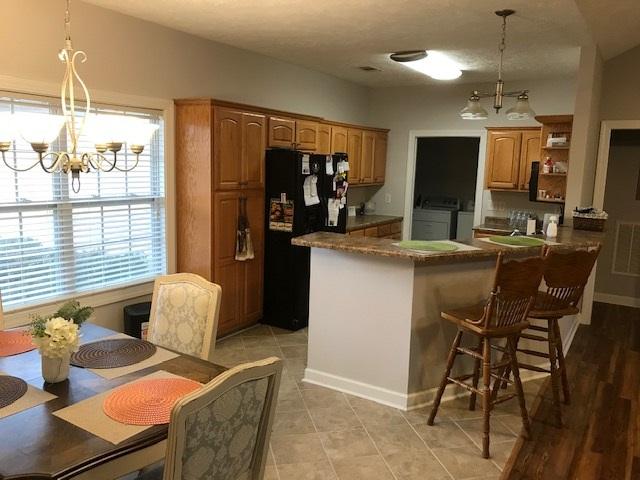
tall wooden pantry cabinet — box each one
[175,99,266,336]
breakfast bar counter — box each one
[292,228,604,410]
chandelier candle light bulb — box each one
[0,0,159,192]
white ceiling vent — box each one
[612,222,640,277]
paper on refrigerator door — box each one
[301,154,311,174]
[327,198,340,226]
[303,175,320,206]
[325,156,334,175]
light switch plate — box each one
[385,194,392,204]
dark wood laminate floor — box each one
[504,302,640,480]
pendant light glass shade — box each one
[505,92,536,120]
[16,112,66,145]
[460,93,489,120]
[124,119,159,147]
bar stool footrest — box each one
[518,362,550,373]
[519,332,548,342]
[447,376,481,395]
[516,348,550,359]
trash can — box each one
[123,302,152,339]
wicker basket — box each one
[573,215,606,232]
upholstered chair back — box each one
[148,273,222,361]
[163,357,282,480]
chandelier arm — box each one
[1,151,44,172]
[39,152,65,173]
[87,152,115,172]
[502,91,526,97]
[113,154,141,173]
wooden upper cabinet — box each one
[295,120,318,151]
[213,107,243,190]
[268,116,296,148]
[518,130,541,191]
[346,129,363,185]
[331,125,348,154]
[361,130,376,184]
[485,130,522,190]
[316,123,332,154]
[373,132,387,184]
[242,112,266,189]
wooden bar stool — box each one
[497,245,601,427]
[428,252,544,459]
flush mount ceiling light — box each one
[390,50,462,80]
[0,0,158,192]
[460,9,535,120]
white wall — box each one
[565,45,604,214]
[367,77,577,217]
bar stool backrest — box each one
[537,245,601,311]
[485,252,545,329]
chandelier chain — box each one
[497,13,507,81]
[64,0,72,42]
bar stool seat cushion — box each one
[529,292,580,319]
[441,304,529,338]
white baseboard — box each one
[594,292,640,308]
[305,366,553,412]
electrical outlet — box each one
[385,194,392,204]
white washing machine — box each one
[411,197,460,240]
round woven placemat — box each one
[103,378,201,425]
[71,338,157,369]
[0,375,28,409]
[0,331,36,357]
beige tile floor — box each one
[213,324,545,480]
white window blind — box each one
[0,93,166,309]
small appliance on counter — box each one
[263,149,348,331]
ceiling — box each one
[81,0,607,87]
[574,0,640,59]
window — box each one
[0,93,166,309]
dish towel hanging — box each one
[235,197,255,261]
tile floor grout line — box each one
[297,354,341,479]
[404,417,456,480]
[268,444,282,480]
[343,394,401,480]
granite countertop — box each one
[291,227,604,265]
[346,214,403,232]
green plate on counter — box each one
[489,236,545,247]
[397,240,459,252]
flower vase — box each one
[41,353,71,383]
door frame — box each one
[591,119,640,309]
[593,120,640,208]
[403,129,487,239]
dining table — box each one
[0,323,225,480]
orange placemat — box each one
[0,331,36,357]
[103,377,201,426]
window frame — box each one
[0,79,175,327]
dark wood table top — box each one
[0,323,225,480]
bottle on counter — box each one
[546,215,558,238]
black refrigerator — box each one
[263,149,348,331]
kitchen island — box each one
[291,228,603,410]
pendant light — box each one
[460,10,535,120]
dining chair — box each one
[427,252,545,458]
[147,273,222,362]
[136,357,282,480]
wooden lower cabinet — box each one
[348,220,402,239]
[213,189,264,336]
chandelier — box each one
[0,0,158,192]
[460,10,535,120]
